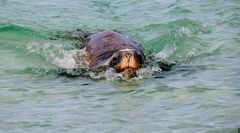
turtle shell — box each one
[85,30,143,68]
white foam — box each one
[27,42,88,69]
[155,43,177,61]
[179,27,192,37]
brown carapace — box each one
[77,30,145,77]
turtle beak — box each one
[124,53,132,62]
[109,49,144,77]
[122,52,135,68]
[115,51,140,70]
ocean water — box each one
[0,0,240,132]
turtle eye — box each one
[112,56,118,62]
[136,53,145,64]
[109,56,119,67]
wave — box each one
[137,18,211,62]
[0,23,52,43]
[0,19,216,80]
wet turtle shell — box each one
[85,30,144,68]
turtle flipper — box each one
[158,60,177,71]
[52,29,93,49]
[53,29,92,42]
[65,29,92,42]
[145,55,177,71]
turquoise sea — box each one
[0,0,240,132]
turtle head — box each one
[109,49,145,78]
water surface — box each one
[0,0,240,132]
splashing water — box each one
[27,42,87,68]
[26,42,165,80]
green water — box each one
[0,0,240,132]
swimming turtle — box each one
[66,30,145,77]
[57,29,176,78]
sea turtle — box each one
[66,30,145,78]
